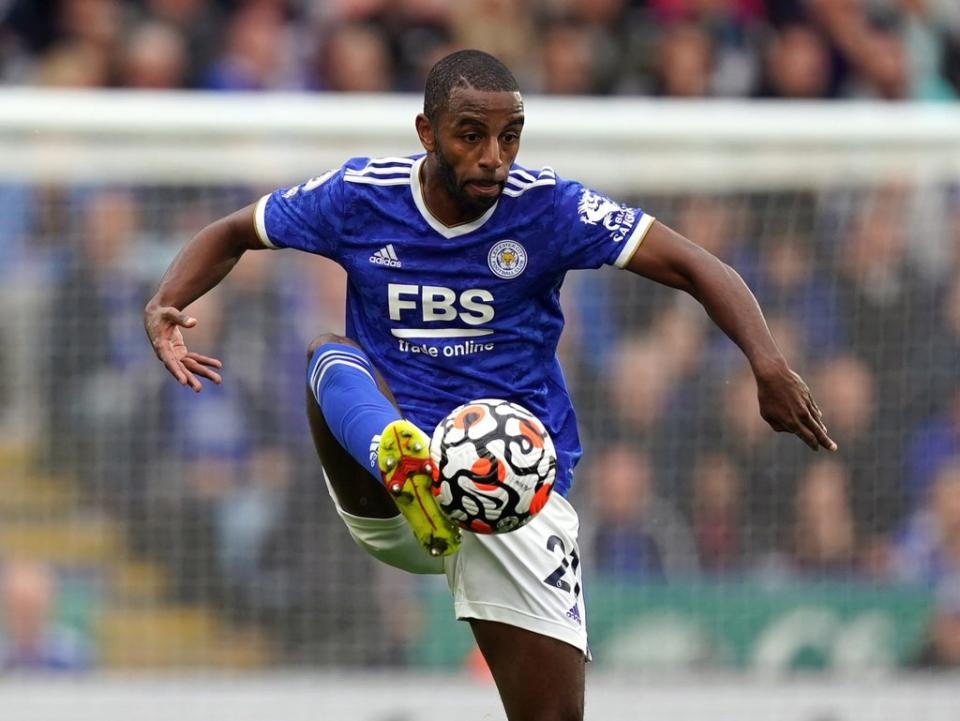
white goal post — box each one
[1,89,959,190]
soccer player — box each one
[144,50,836,721]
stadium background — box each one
[1,0,960,718]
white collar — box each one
[410,156,500,239]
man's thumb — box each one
[161,307,197,328]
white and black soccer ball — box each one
[429,398,557,534]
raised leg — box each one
[470,619,585,721]
[304,333,399,519]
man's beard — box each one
[434,145,498,216]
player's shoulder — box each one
[502,163,558,200]
[341,155,417,188]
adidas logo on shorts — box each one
[369,244,402,268]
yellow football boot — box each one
[378,419,461,557]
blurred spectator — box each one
[120,20,187,89]
[788,458,858,576]
[200,2,300,91]
[690,451,745,572]
[655,22,714,96]
[836,188,937,459]
[45,188,151,495]
[538,22,600,95]
[896,0,960,99]
[32,40,110,87]
[757,23,832,98]
[448,0,535,87]
[606,335,677,442]
[808,0,909,99]
[588,444,699,579]
[892,459,960,586]
[139,289,293,599]
[752,231,843,357]
[915,577,960,668]
[713,363,809,550]
[812,353,902,535]
[317,23,392,92]
[0,559,91,671]
[137,0,223,86]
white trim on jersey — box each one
[502,178,557,197]
[345,165,414,177]
[254,194,278,249]
[345,175,412,186]
[390,328,494,339]
[509,167,555,184]
[365,156,416,166]
[613,213,656,269]
[410,156,499,239]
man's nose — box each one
[478,137,502,170]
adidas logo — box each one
[369,244,402,268]
[369,434,381,469]
[566,603,582,625]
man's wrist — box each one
[749,352,789,381]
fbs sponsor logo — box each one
[370,244,402,268]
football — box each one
[430,398,557,534]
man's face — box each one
[423,86,524,214]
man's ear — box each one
[415,113,436,152]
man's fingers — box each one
[798,410,838,452]
[804,400,836,451]
[158,343,202,391]
[184,351,223,369]
[183,356,222,384]
[157,345,188,385]
[813,422,838,452]
[795,425,819,451]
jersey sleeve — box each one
[253,167,345,259]
[552,178,655,271]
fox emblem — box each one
[577,189,623,226]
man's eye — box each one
[462,133,480,143]
[502,133,519,144]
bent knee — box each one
[306,333,359,359]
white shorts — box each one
[325,474,588,655]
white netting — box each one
[1,93,959,714]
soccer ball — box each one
[430,398,557,534]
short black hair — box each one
[423,49,519,123]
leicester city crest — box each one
[487,240,527,279]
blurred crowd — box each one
[1,0,960,100]
[3,0,960,673]
[2,178,958,668]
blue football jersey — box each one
[254,155,654,496]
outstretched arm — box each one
[626,220,837,452]
[144,202,264,391]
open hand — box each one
[755,362,837,452]
[144,305,223,392]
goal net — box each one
[1,90,959,719]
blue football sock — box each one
[307,343,401,479]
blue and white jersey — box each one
[254,155,654,496]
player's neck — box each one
[419,158,488,228]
